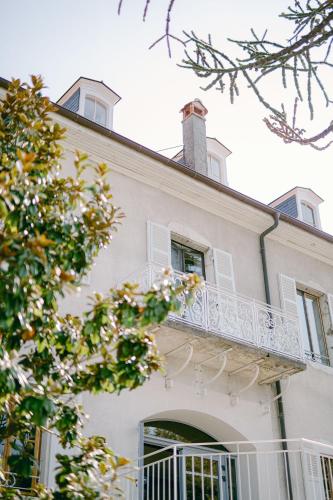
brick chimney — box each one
[180,99,208,176]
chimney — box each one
[180,99,208,176]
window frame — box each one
[0,426,41,491]
[321,455,333,499]
[84,95,108,127]
[296,289,329,365]
[171,240,206,279]
[207,154,221,182]
[301,201,316,227]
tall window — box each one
[84,97,107,126]
[301,202,316,226]
[208,154,221,182]
[0,418,41,492]
[321,455,333,499]
[171,241,205,278]
[296,290,328,364]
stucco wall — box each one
[51,116,333,494]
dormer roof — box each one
[57,76,121,106]
[270,186,323,206]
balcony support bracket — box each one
[260,375,291,414]
[164,341,195,390]
[194,348,232,397]
[229,359,265,405]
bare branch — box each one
[117,0,124,15]
[118,0,333,149]
[264,114,333,150]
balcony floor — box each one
[156,320,306,385]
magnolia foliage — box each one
[0,78,199,499]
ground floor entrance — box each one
[143,420,237,499]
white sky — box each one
[2,0,333,234]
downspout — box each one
[259,212,293,500]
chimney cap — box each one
[180,99,208,120]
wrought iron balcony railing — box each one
[125,264,304,363]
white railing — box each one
[121,438,333,500]
[125,264,303,362]
[0,470,39,493]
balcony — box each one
[124,264,306,383]
[121,438,333,500]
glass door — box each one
[143,447,237,500]
[180,446,237,500]
[143,421,238,499]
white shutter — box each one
[302,451,325,500]
[279,274,298,316]
[327,294,333,329]
[147,221,171,267]
[213,248,235,292]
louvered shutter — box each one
[302,451,325,500]
[279,274,298,316]
[147,221,171,267]
[327,294,333,330]
[213,248,235,292]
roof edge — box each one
[0,76,332,245]
[269,186,324,205]
[55,104,333,244]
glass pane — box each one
[183,248,204,277]
[296,292,312,354]
[321,457,333,499]
[208,155,221,181]
[84,97,95,121]
[301,203,315,226]
[144,425,191,443]
[0,414,6,458]
[95,101,107,126]
[305,295,328,363]
[171,242,183,273]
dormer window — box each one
[57,77,121,131]
[84,96,107,126]
[208,154,221,182]
[269,187,323,229]
[301,202,316,226]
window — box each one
[0,417,41,492]
[296,290,329,364]
[321,456,333,499]
[208,154,221,182]
[171,241,205,278]
[84,96,107,126]
[301,202,316,226]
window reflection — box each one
[296,290,328,364]
[171,241,205,278]
[84,97,107,126]
[301,202,316,226]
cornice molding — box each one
[56,113,333,267]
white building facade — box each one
[1,77,333,499]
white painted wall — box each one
[55,117,333,460]
[2,96,332,494]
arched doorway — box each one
[142,420,238,499]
